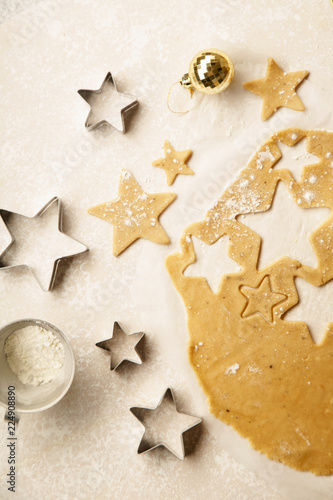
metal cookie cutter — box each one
[0,197,88,291]
[130,387,202,460]
[78,72,138,133]
[96,322,145,371]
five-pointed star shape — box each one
[96,322,144,371]
[78,72,138,132]
[0,198,87,291]
[152,140,193,185]
[243,58,308,120]
[274,138,320,182]
[184,235,241,293]
[284,278,333,345]
[88,170,176,256]
[239,182,330,269]
[130,388,202,460]
[240,276,287,323]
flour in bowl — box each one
[4,325,65,386]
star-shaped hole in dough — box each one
[0,198,87,291]
[88,170,176,256]
[240,276,287,323]
[239,182,330,269]
[274,138,320,182]
[130,388,202,460]
[152,140,193,185]
[184,235,241,293]
[78,72,138,132]
[96,322,144,371]
[283,278,333,344]
[243,58,308,120]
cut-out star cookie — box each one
[88,170,176,256]
[152,140,193,185]
[96,322,144,371]
[240,276,287,323]
[243,58,308,120]
[130,388,202,460]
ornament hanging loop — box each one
[167,81,195,114]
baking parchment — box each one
[131,39,333,500]
[1,7,333,497]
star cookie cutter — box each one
[130,387,202,460]
[96,322,145,371]
[0,197,88,292]
[78,72,138,132]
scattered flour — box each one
[225,363,240,375]
[303,191,315,203]
[255,147,276,170]
[4,325,65,386]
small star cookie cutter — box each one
[78,72,138,132]
[130,387,202,460]
[96,321,145,371]
[0,197,88,292]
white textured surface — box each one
[0,1,333,499]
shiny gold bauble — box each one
[180,48,234,95]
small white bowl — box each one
[0,319,75,414]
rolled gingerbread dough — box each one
[166,128,333,475]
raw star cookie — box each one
[166,128,333,475]
[88,170,176,256]
[152,140,193,185]
[240,276,287,323]
[243,58,308,120]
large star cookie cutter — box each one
[130,388,202,460]
[0,197,88,292]
[78,72,138,132]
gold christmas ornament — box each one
[167,49,234,113]
[180,48,234,95]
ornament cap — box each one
[180,73,192,88]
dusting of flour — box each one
[4,325,65,386]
